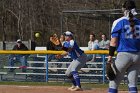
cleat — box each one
[70,86,83,91]
[68,85,76,90]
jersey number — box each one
[124,25,140,39]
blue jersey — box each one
[63,40,84,59]
[111,17,140,52]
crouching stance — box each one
[56,31,87,91]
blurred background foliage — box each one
[0,0,140,46]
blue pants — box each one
[8,55,28,67]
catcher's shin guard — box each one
[106,62,117,80]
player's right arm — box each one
[55,40,74,59]
[108,19,122,63]
[108,38,118,63]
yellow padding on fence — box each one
[0,50,113,54]
[85,50,109,54]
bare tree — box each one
[0,0,140,46]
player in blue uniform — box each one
[107,0,140,93]
[56,31,87,91]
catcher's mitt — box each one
[50,36,60,45]
[106,62,117,80]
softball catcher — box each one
[107,0,140,93]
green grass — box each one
[0,81,140,91]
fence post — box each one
[102,54,106,83]
[45,54,48,82]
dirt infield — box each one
[0,85,132,93]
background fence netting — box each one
[0,50,139,85]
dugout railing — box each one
[3,56,107,82]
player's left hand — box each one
[106,62,117,80]
[106,56,117,80]
[50,37,60,45]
